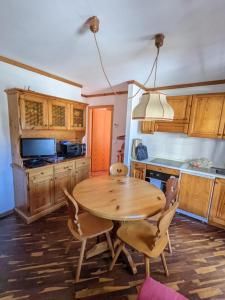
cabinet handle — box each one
[41,172,44,175]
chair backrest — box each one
[63,188,82,235]
[109,163,128,176]
[152,200,178,248]
[133,168,145,180]
[164,176,179,210]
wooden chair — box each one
[63,188,114,282]
[148,177,179,253]
[109,199,178,277]
[109,163,128,176]
[133,168,145,180]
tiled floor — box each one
[1,208,225,299]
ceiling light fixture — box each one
[86,16,174,121]
[132,34,174,121]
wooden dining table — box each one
[73,175,166,273]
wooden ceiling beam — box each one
[127,79,225,91]
[0,55,83,88]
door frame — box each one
[88,105,114,172]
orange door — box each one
[90,107,112,172]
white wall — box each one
[125,84,225,168]
[0,62,84,214]
[87,94,128,164]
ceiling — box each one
[0,0,225,93]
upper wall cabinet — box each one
[188,94,225,139]
[70,103,86,131]
[48,100,70,130]
[141,95,192,134]
[20,94,48,130]
[155,95,192,133]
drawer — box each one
[131,162,146,170]
[55,162,74,173]
[75,158,90,168]
[146,164,180,176]
[27,166,53,178]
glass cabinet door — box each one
[20,95,48,130]
[71,103,86,130]
[48,100,70,130]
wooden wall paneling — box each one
[178,173,214,218]
[209,178,225,227]
[188,94,225,138]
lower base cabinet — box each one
[209,178,225,227]
[178,173,214,218]
[29,173,54,215]
[14,157,90,223]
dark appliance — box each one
[60,142,86,158]
[21,138,56,158]
[145,169,179,192]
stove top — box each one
[150,158,184,168]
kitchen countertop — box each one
[131,157,225,179]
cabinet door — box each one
[48,100,70,130]
[141,121,155,134]
[20,95,48,130]
[54,162,74,204]
[71,103,86,130]
[188,94,225,138]
[209,179,225,227]
[130,162,146,179]
[28,173,54,215]
[155,96,192,133]
[75,165,90,184]
[178,173,214,218]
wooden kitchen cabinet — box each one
[75,158,90,184]
[54,162,74,204]
[141,121,155,134]
[178,173,214,218]
[188,94,225,138]
[155,96,192,133]
[48,99,70,130]
[130,162,146,178]
[19,94,48,130]
[70,103,86,130]
[141,95,192,134]
[28,167,54,215]
[209,178,225,227]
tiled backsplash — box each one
[139,131,225,167]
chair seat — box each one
[68,212,113,239]
[117,220,168,258]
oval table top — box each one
[73,175,166,221]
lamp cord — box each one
[128,47,160,99]
[93,32,118,96]
[93,30,160,99]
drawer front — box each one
[75,158,90,168]
[55,162,74,173]
[27,166,54,178]
[146,164,180,176]
[131,162,146,170]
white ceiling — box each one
[0,0,225,93]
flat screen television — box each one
[20,138,56,158]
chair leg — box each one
[109,241,124,271]
[167,230,172,254]
[75,239,87,282]
[65,235,73,254]
[105,232,115,258]
[160,251,169,277]
[145,256,150,277]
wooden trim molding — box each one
[82,91,128,98]
[0,55,83,88]
[127,79,225,91]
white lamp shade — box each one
[132,92,174,121]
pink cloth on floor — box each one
[137,277,188,300]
